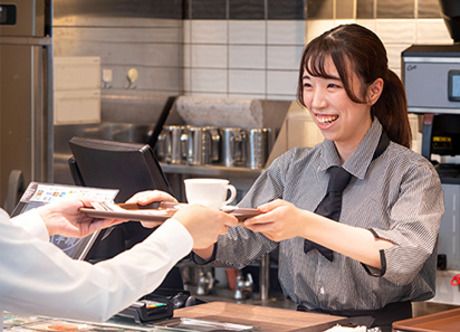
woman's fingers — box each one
[244,210,277,226]
[257,199,288,212]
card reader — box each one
[116,297,174,323]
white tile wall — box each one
[229,45,265,69]
[376,19,417,44]
[229,70,265,94]
[190,69,227,93]
[229,21,266,45]
[190,20,228,44]
[184,18,454,99]
[306,20,336,42]
[267,70,298,96]
[267,45,304,70]
[267,21,305,45]
[416,19,452,44]
[191,45,227,68]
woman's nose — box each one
[310,88,327,109]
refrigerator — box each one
[0,0,53,209]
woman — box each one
[194,24,444,330]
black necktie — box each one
[303,130,390,262]
[304,166,353,261]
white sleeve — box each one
[10,209,50,241]
[0,215,193,322]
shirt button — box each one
[319,286,325,295]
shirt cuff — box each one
[191,243,218,265]
[144,218,194,260]
[10,209,50,241]
[360,228,387,277]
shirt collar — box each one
[318,119,384,180]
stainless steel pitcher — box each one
[184,126,220,165]
[247,128,272,169]
[159,125,187,164]
[220,127,247,167]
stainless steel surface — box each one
[0,0,46,36]
[259,254,270,302]
[0,0,52,204]
[247,128,272,169]
[160,125,187,164]
[221,128,247,167]
[185,126,220,166]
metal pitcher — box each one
[185,126,220,165]
[161,125,187,164]
[247,128,272,169]
[220,127,247,167]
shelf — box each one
[160,162,263,179]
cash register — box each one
[401,0,460,272]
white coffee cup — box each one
[184,178,237,209]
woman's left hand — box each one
[243,199,308,242]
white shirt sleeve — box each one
[10,209,50,241]
[0,210,193,322]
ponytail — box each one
[373,70,412,148]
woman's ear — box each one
[367,78,384,105]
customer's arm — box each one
[1,213,192,322]
[1,204,237,322]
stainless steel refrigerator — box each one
[0,0,53,209]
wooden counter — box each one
[392,307,460,332]
[174,301,347,332]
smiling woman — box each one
[192,23,444,332]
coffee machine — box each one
[402,0,460,272]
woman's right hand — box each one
[126,190,178,228]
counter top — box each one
[173,301,347,332]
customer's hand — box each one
[126,190,178,229]
[38,199,124,237]
[243,199,309,242]
[174,205,239,249]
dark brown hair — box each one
[297,24,412,148]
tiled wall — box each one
[53,0,184,119]
[184,0,452,100]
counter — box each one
[3,302,346,332]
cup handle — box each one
[224,184,237,206]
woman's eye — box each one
[303,82,312,88]
[327,83,342,89]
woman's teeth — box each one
[316,114,339,124]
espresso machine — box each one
[402,0,460,273]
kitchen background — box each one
[53,0,449,110]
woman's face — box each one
[302,56,373,152]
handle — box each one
[224,184,237,206]
[208,128,221,162]
[180,131,189,161]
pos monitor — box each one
[68,137,183,288]
[69,137,171,202]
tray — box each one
[392,307,460,332]
[80,204,261,223]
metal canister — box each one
[247,128,272,169]
[185,126,220,165]
[162,125,187,164]
[220,127,247,167]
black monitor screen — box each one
[69,137,172,202]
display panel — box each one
[448,69,460,102]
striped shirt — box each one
[213,119,444,312]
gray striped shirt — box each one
[213,119,444,311]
